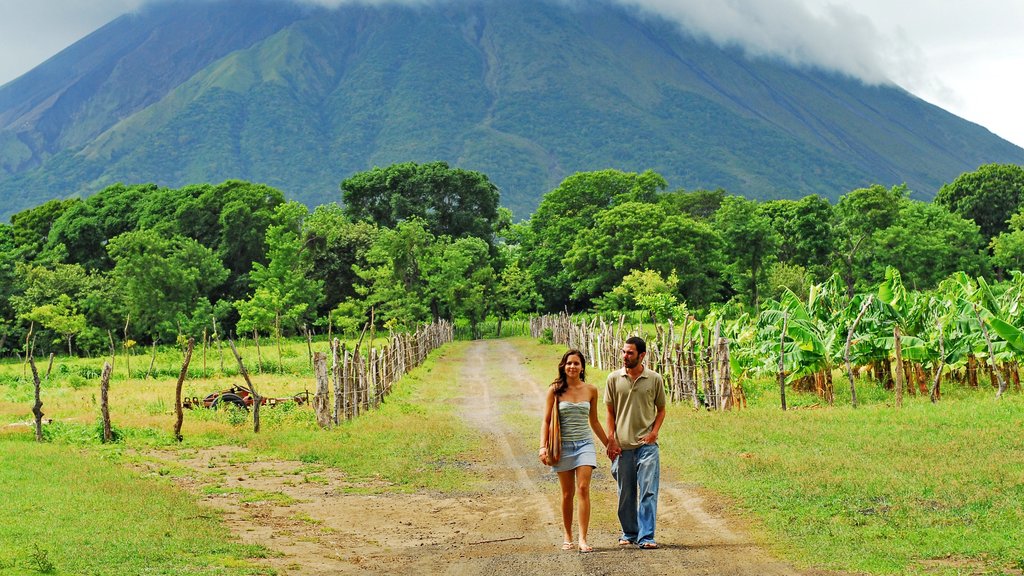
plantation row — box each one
[532,266,1024,408]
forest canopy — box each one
[1,162,1022,357]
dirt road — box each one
[149,340,835,575]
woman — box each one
[538,349,609,553]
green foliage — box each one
[353,218,436,330]
[302,204,378,315]
[108,229,229,343]
[715,195,780,309]
[342,161,500,243]
[990,210,1024,271]
[519,169,668,309]
[236,202,323,338]
[936,163,1024,242]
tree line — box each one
[2,160,1023,359]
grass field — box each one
[2,336,1023,575]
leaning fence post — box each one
[173,338,195,442]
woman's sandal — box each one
[561,541,575,550]
[578,543,594,553]
[638,542,659,549]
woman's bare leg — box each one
[557,470,576,546]
[576,466,594,550]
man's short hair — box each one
[625,335,647,354]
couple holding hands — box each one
[538,337,667,552]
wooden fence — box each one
[311,320,454,425]
[530,314,743,411]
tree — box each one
[564,201,724,308]
[658,188,725,220]
[596,269,680,323]
[427,236,495,336]
[873,200,986,289]
[108,229,229,343]
[352,218,436,330]
[342,161,500,243]
[173,180,287,302]
[935,163,1024,242]
[760,195,835,281]
[21,294,86,356]
[991,211,1024,272]
[9,199,79,262]
[715,195,779,310]
[493,257,542,320]
[235,203,323,346]
[520,169,668,310]
[833,184,905,295]
[302,204,378,316]
[0,226,18,353]
[11,262,115,355]
[45,183,161,270]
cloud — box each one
[290,0,923,86]
[607,0,916,85]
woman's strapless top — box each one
[558,400,591,441]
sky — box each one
[0,0,1021,148]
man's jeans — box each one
[611,443,660,545]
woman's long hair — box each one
[551,349,586,397]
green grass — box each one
[237,343,484,492]
[0,440,275,575]
[0,340,484,573]
[660,384,1024,575]
[3,334,1024,575]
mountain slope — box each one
[1,0,1022,220]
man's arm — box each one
[605,402,622,459]
[640,404,666,445]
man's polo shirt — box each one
[604,367,666,450]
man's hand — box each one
[639,431,658,445]
[606,437,621,460]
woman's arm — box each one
[588,385,609,447]
[538,387,555,462]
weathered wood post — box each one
[312,352,332,428]
[779,312,788,411]
[29,356,44,442]
[100,362,113,443]
[893,326,905,408]
[228,339,262,434]
[332,339,342,425]
[974,304,1008,398]
[173,338,195,442]
[930,319,944,403]
[845,295,873,408]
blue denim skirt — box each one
[551,438,597,473]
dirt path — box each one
[144,340,836,575]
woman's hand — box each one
[538,447,549,465]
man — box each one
[605,336,666,549]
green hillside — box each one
[1,0,1022,221]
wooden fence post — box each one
[227,339,262,434]
[779,312,788,411]
[100,362,113,443]
[29,356,44,442]
[173,338,195,442]
[332,339,342,425]
[312,352,332,428]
